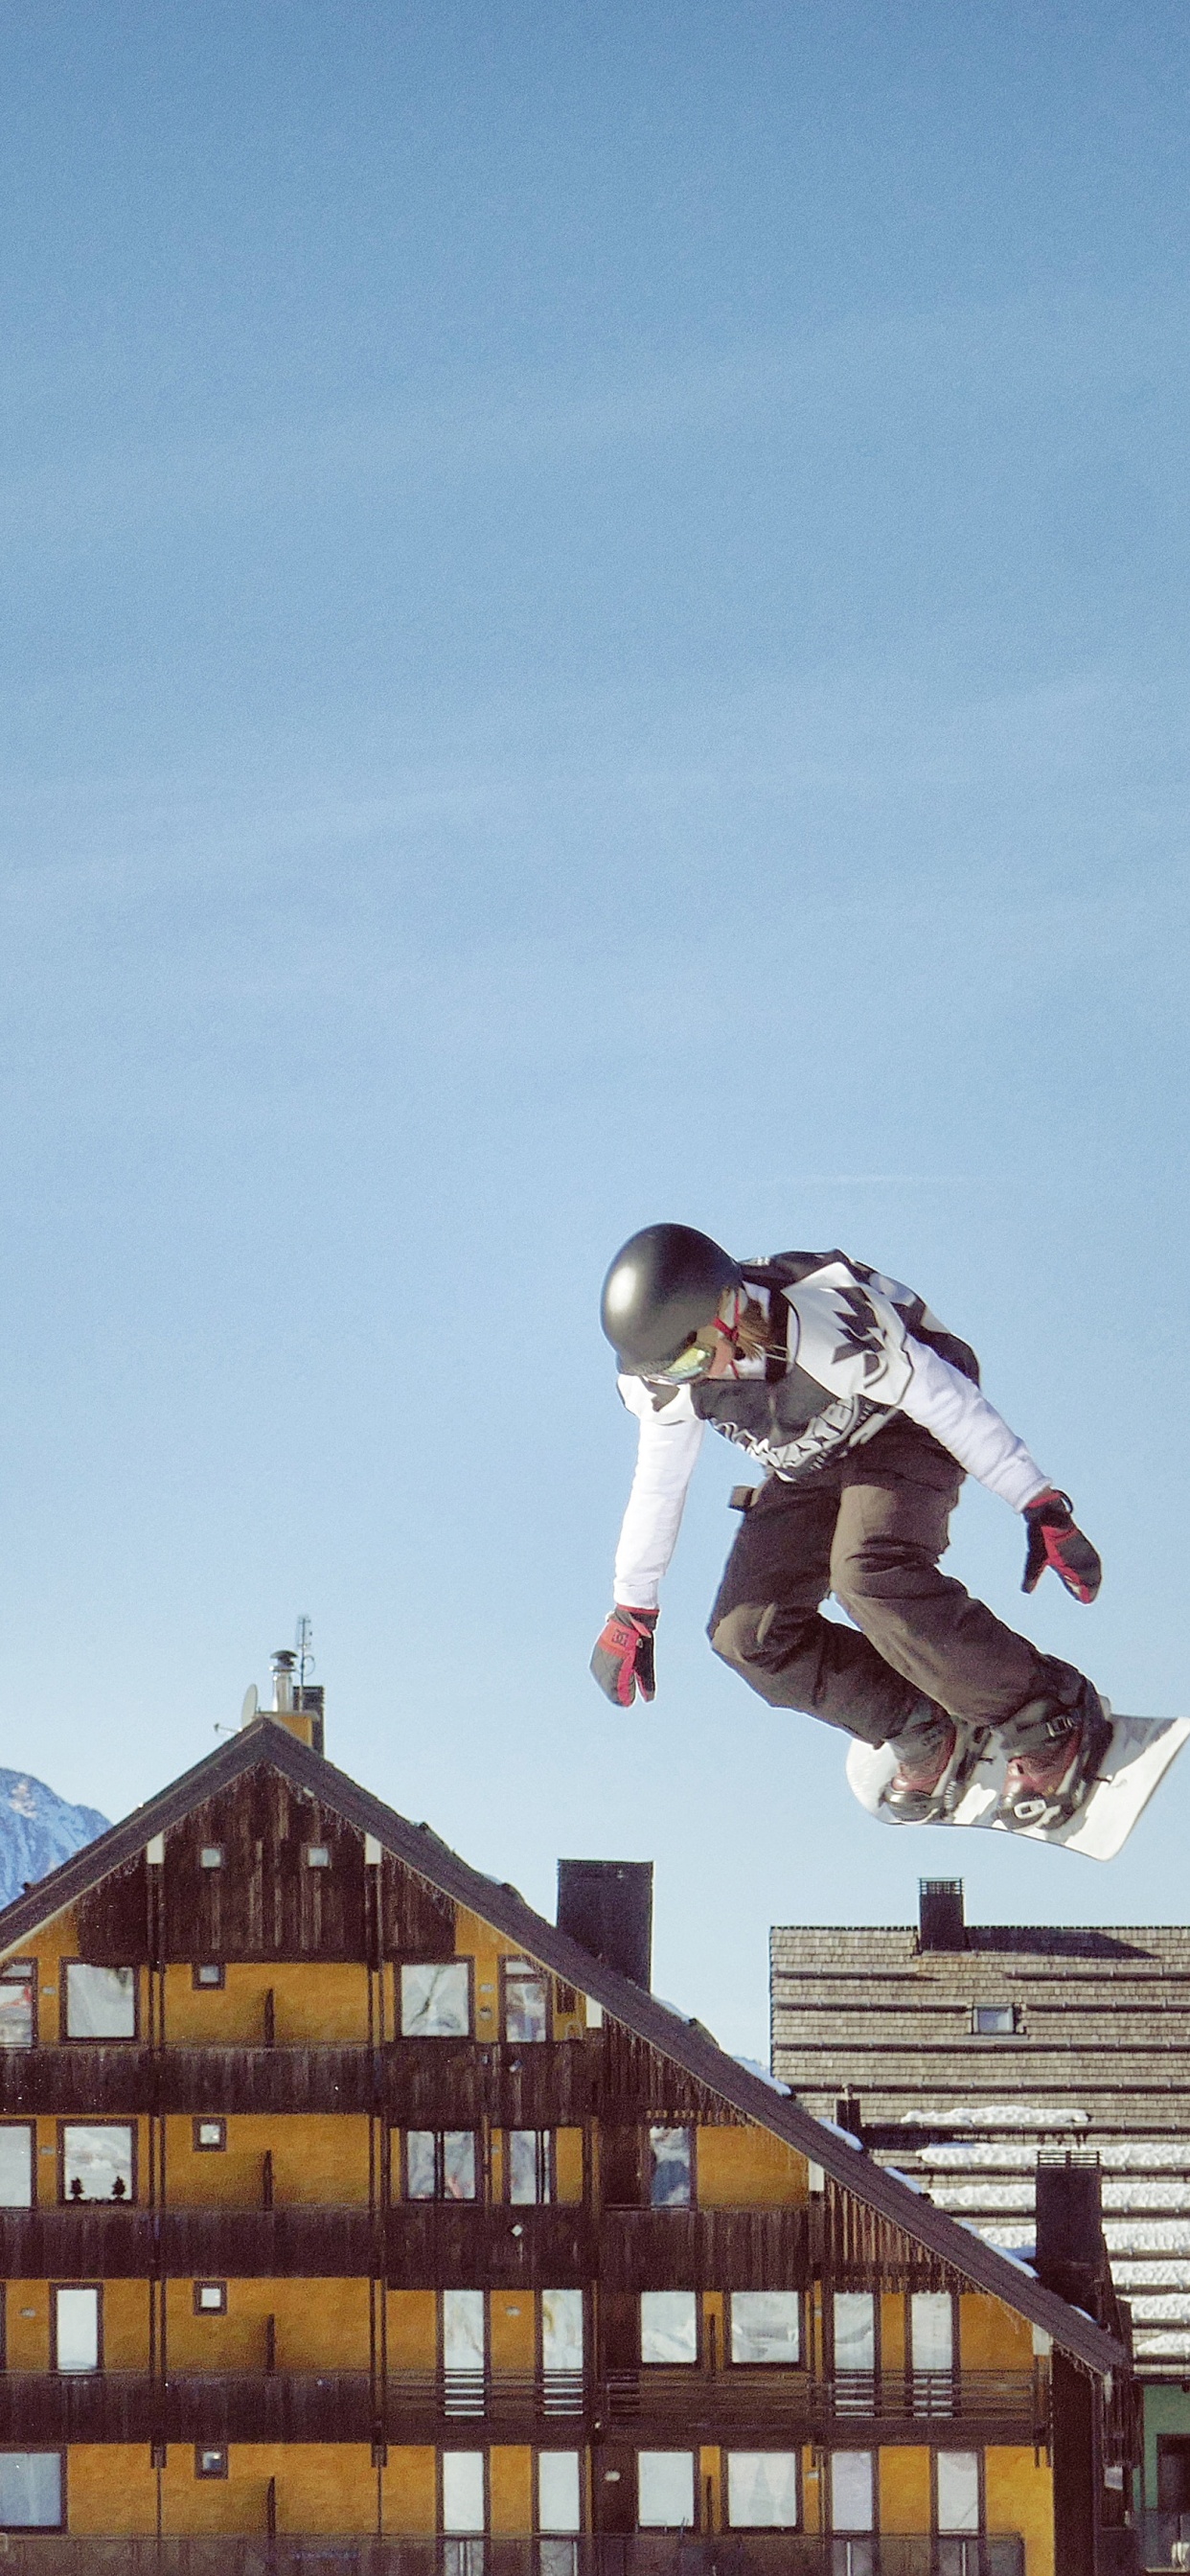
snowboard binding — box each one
[993,1696,1114,1832]
[878,1720,989,1826]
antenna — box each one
[295,1614,315,1692]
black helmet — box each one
[600,1224,743,1374]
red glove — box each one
[590,1606,658,1706]
[1021,1489,1102,1602]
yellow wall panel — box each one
[102,2277,151,2369]
[68,2445,158,2536]
[696,2122,808,2207]
[802,2447,822,2535]
[491,2292,536,2372]
[162,1963,371,2046]
[490,2446,533,2531]
[959,2293,1033,2368]
[164,2112,371,2206]
[6,2284,50,2369]
[272,2444,378,2532]
[881,2291,906,2373]
[985,2446,1054,2576]
[879,2446,930,2532]
[555,2128,584,2202]
[388,2289,438,2370]
[383,2446,438,2533]
[698,2446,721,2531]
[166,2276,371,2372]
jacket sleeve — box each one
[611,1376,706,1609]
[897,1336,1050,1510]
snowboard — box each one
[846,1709,1190,1861]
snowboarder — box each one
[590,1225,1107,1830]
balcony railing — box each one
[606,2370,1044,2443]
[0,2366,1044,2447]
[0,2040,603,2126]
[0,2538,1028,2575]
[0,2201,822,2292]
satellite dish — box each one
[240,1684,260,1728]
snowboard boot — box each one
[994,1686,1114,1830]
[879,1706,975,1825]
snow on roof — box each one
[731,2056,791,2095]
[899,2104,1089,2128]
[918,2138,1190,2172]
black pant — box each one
[707,1423,1084,1750]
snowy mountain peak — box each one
[0,1769,109,1908]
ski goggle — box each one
[655,1333,721,1383]
[653,1291,744,1384]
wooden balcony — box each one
[0,2365,1045,2448]
[599,2205,817,2290]
[0,2540,1030,2574]
[605,2365,1048,2446]
[0,2201,819,2290]
[0,2040,602,2125]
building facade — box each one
[0,1713,1132,2573]
[771,1877,1184,2572]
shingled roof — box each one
[0,1718,1126,2380]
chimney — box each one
[835,2090,863,2140]
[918,1877,965,1951]
[1035,2150,1110,2309]
[267,1650,324,1755]
[557,1860,652,1989]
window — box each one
[637,2453,695,2529]
[198,1848,224,1871]
[833,2292,876,2370]
[61,2124,134,2203]
[403,2131,478,2201]
[640,2292,698,2364]
[195,2446,227,2479]
[936,2452,980,2534]
[648,2127,693,2207]
[504,1960,549,2043]
[63,1965,136,2040]
[192,1964,224,1990]
[53,2287,100,2373]
[443,2289,486,2415]
[194,2283,227,2315]
[726,2453,799,2529]
[400,1962,471,2037]
[972,2004,1016,2036]
[0,1964,34,2048]
[538,2451,582,2534]
[0,2128,34,2209]
[509,2129,553,2205]
[305,1845,331,1869]
[443,2450,486,2533]
[193,2119,226,2153]
[729,2291,801,2365]
[831,2451,875,2533]
[541,2290,584,2380]
[910,2291,954,2374]
[0,2454,63,2530]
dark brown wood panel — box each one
[75,1855,151,1966]
[385,2203,593,2288]
[160,1777,367,1961]
[598,2205,816,2291]
[381,1851,456,1959]
[598,2024,749,2124]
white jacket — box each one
[612,1256,1048,1610]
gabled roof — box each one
[0,1720,1125,2379]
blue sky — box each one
[1,3,1188,2055]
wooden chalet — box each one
[0,1692,1135,2575]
